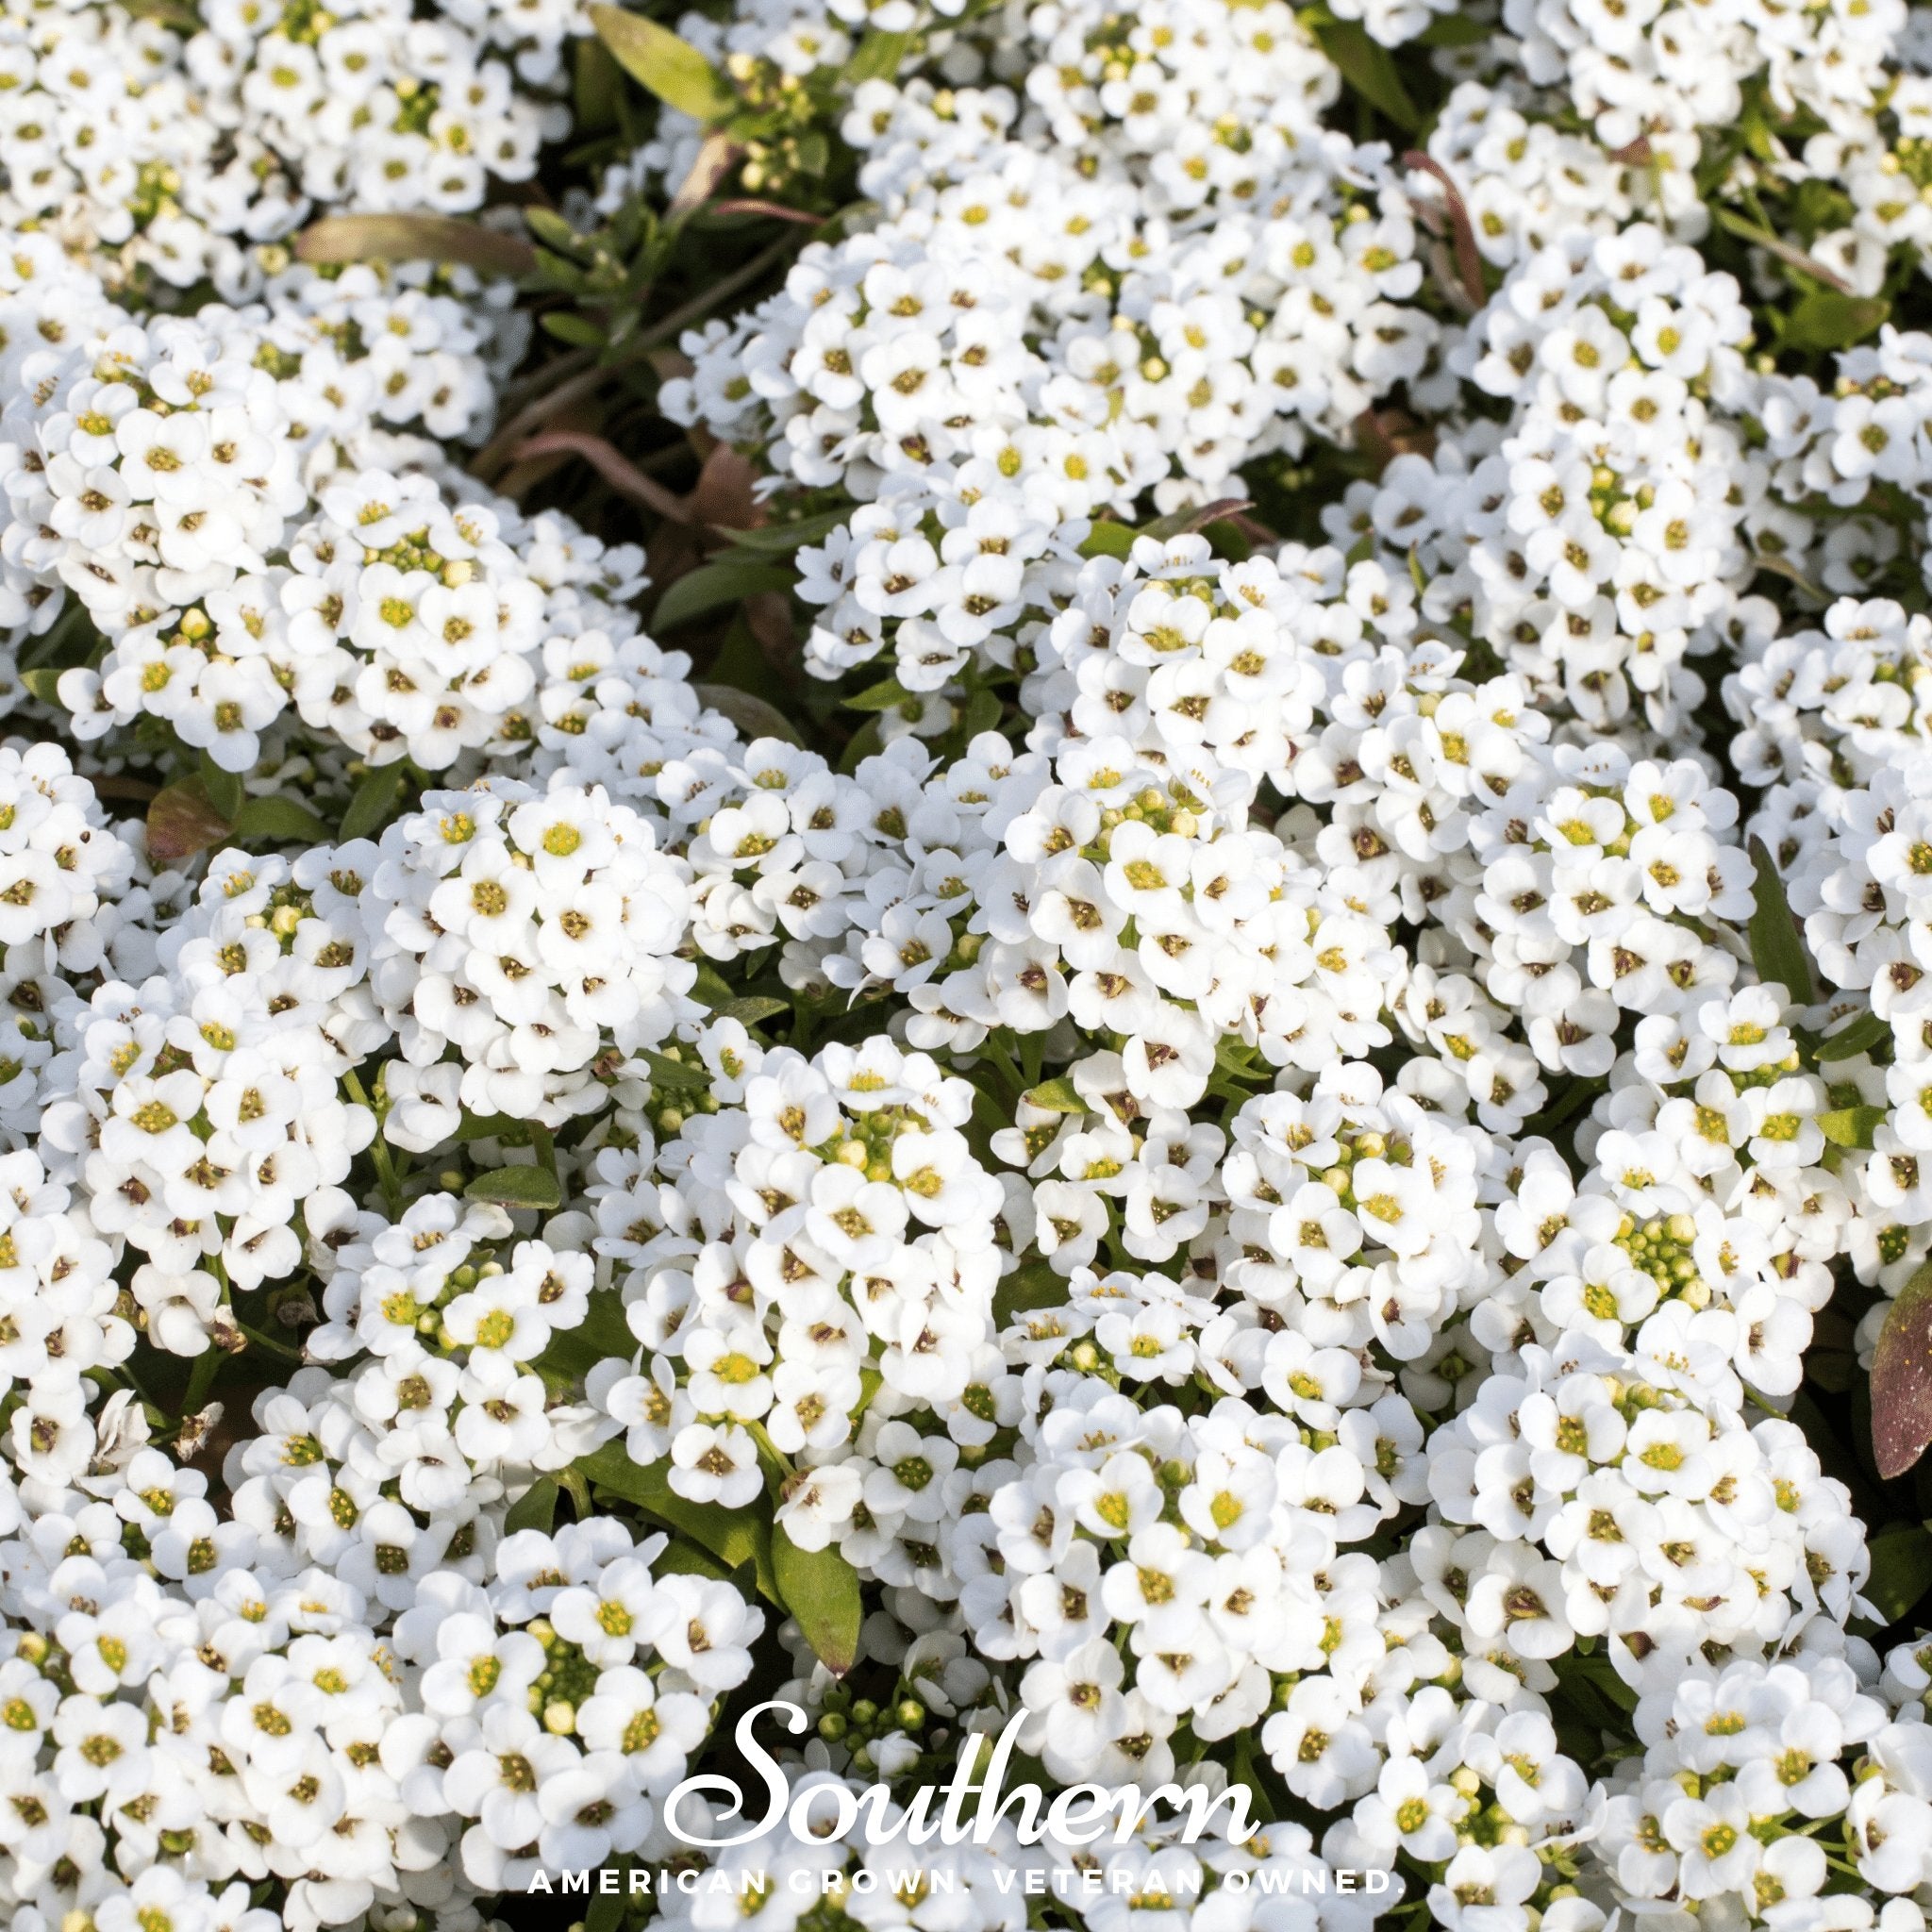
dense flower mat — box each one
[7,0,1932,1927]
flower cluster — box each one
[589,1036,1008,1568]
[0,0,573,300]
[12,0,1932,1929]
[365,777,694,1131]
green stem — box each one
[745,1418,797,1483]
[181,1341,225,1415]
[343,1070,404,1216]
[231,1318,306,1365]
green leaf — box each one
[641,1048,709,1093]
[230,795,331,845]
[653,560,795,631]
[1820,1106,1887,1150]
[20,667,65,706]
[464,1165,564,1211]
[146,776,232,865]
[1784,289,1890,353]
[198,753,244,824]
[962,685,1002,739]
[1815,1008,1891,1061]
[574,35,626,132]
[846,675,913,713]
[541,312,608,348]
[1202,518,1253,563]
[339,762,406,843]
[1747,837,1815,1004]
[1138,497,1254,544]
[505,1477,559,1536]
[694,681,805,748]
[712,509,849,553]
[994,1258,1070,1327]
[576,1442,777,1595]
[525,208,583,255]
[773,1527,862,1675]
[535,1291,638,1387]
[294,215,536,277]
[1874,1262,1932,1479]
[1079,519,1137,559]
[118,0,200,25]
[1417,10,1490,42]
[720,995,791,1026]
[586,1878,627,1932]
[1022,1076,1089,1114]
[1311,19,1421,130]
[454,1111,522,1142]
[590,6,736,122]
[1712,209,1854,295]
[845,28,909,83]
[655,1537,732,1581]
[1866,1524,1932,1623]
[690,961,739,1009]
[1551,1646,1638,1724]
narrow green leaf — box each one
[1783,289,1890,353]
[1712,208,1853,295]
[574,35,626,132]
[1078,519,1137,559]
[1866,1524,1932,1623]
[641,1048,709,1093]
[586,1879,627,1932]
[1815,1008,1891,1062]
[199,753,244,824]
[1138,497,1254,543]
[1747,838,1815,1004]
[230,795,330,845]
[295,215,536,277]
[962,686,1002,739]
[653,560,795,631]
[694,681,805,748]
[655,1538,732,1581]
[339,762,406,843]
[1022,1077,1089,1115]
[464,1165,564,1211]
[720,995,790,1026]
[534,1291,638,1387]
[505,1477,559,1536]
[712,509,849,553]
[690,961,739,1009]
[1820,1106,1886,1150]
[1311,19,1421,131]
[20,667,64,706]
[1551,1645,1638,1719]
[119,0,199,25]
[576,1442,777,1596]
[994,1259,1070,1327]
[845,28,909,82]
[846,675,913,713]
[773,1527,862,1676]
[541,312,608,348]
[590,6,736,122]
[1417,10,1489,42]
[525,208,583,254]
[1874,1262,1932,1478]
